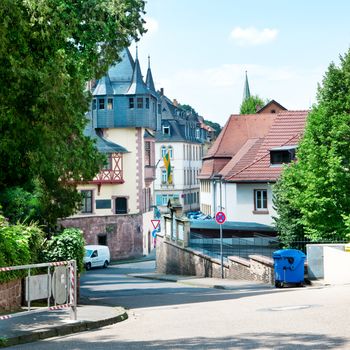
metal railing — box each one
[0,260,77,321]
[282,239,348,253]
[189,232,279,259]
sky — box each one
[131,0,350,126]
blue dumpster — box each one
[273,249,306,288]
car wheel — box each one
[86,262,91,271]
[103,260,109,268]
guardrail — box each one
[0,260,77,321]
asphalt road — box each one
[11,260,350,349]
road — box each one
[12,260,350,349]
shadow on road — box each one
[28,332,348,349]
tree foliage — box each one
[0,213,45,283]
[274,50,350,243]
[42,228,85,273]
[240,95,265,114]
[0,0,146,228]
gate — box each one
[0,260,77,321]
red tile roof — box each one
[226,110,308,182]
[199,113,276,178]
[199,110,308,182]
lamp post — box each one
[213,174,224,279]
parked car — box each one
[84,245,110,270]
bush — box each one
[0,214,45,283]
[42,228,85,273]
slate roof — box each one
[227,110,308,182]
[84,120,128,154]
[93,75,114,96]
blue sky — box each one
[132,0,350,125]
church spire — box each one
[243,70,251,101]
[145,55,156,92]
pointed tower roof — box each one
[108,48,134,83]
[127,46,149,95]
[92,74,114,96]
[145,55,156,92]
[243,71,251,101]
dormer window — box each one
[163,126,170,135]
[270,146,296,166]
[98,98,105,110]
[137,97,143,109]
[129,98,134,109]
[146,98,149,109]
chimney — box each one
[160,88,164,96]
[173,99,178,107]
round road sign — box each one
[215,211,226,224]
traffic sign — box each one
[215,211,226,225]
[151,229,158,238]
[151,220,160,230]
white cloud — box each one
[230,27,278,46]
[144,17,159,37]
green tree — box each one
[203,120,221,138]
[0,0,146,228]
[274,50,350,243]
[240,95,265,114]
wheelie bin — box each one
[273,249,306,288]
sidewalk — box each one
[129,272,275,291]
[0,305,127,348]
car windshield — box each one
[85,249,93,257]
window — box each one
[92,99,96,110]
[254,190,267,211]
[162,126,170,135]
[196,128,200,139]
[158,104,161,114]
[162,194,168,206]
[129,98,134,109]
[102,154,112,170]
[107,98,113,110]
[115,197,127,214]
[98,234,107,246]
[98,98,105,110]
[81,190,93,213]
[168,146,173,159]
[161,169,167,183]
[145,141,151,166]
[137,97,143,109]
[161,145,167,158]
[270,146,296,165]
[145,98,150,109]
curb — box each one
[0,309,128,348]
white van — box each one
[84,245,110,270]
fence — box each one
[0,260,77,321]
[189,232,279,259]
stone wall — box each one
[228,255,274,284]
[157,234,229,278]
[60,214,143,260]
[157,234,274,284]
[0,279,22,312]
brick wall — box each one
[0,279,22,312]
[60,214,143,260]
